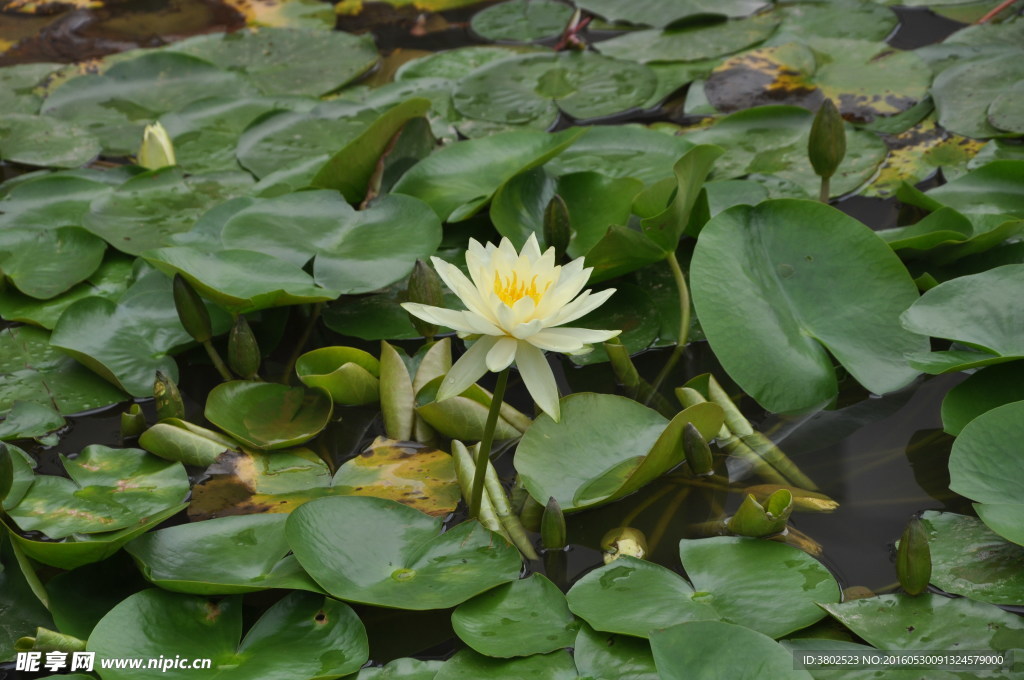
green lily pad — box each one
[392,127,586,221]
[515,394,724,511]
[159,95,318,174]
[684,106,887,197]
[205,381,333,450]
[919,511,1024,606]
[0,114,100,168]
[50,270,229,397]
[0,534,53,663]
[595,14,778,64]
[322,284,458,341]
[0,253,136,330]
[821,594,1024,660]
[706,39,931,124]
[434,649,577,680]
[396,46,522,81]
[453,52,656,127]
[142,247,336,313]
[0,325,126,416]
[941,362,1024,435]
[0,171,134,232]
[470,0,574,42]
[988,81,1024,134]
[42,51,258,155]
[167,28,378,97]
[678,536,840,638]
[917,161,1024,219]
[545,125,694,185]
[576,0,768,26]
[354,659,445,679]
[82,167,253,256]
[566,557,714,638]
[567,284,659,365]
[296,346,380,406]
[775,0,898,42]
[949,400,1024,545]
[876,207,1022,265]
[6,445,188,539]
[0,401,64,442]
[452,574,579,658]
[88,590,368,680]
[45,554,148,640]
[0,227,106,300]
[900,265,1024,374]
[0,62,60,116]
[691,199,926,414]
[219,191,443,295]
[573,624,658,680]
[651,621,813,680]
[139,419,243,468]
[332,437,461,518]
[4,503,187,570]
[126,514,323,594]
[287,496,521,609]
[188,448,333,521]
[933,52,1024,138]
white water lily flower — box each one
[402,233,620,422]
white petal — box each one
[438,336,498,401]
[527,327,620,352]
[430,258,496,322]
[510,318,544,339]
[547,288,616,326]
[515,342,560,422]
[401,303,501,336]
[486,336,519,372]
[522,232,543,260]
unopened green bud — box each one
[543,194,571,261]
[137,122,176,170]
[727,489,793,537]
[406,260,442,339]
[541,496,566,550]
[604,338,641,397]
[808,99,846,181]
[683,422,714,476]
[120,403,147,439]
[601,527,648,564]
[172,274,212,343]
[154,370,186,421]
[746,484,839,513]
[897,517,931,596]
[519,494,544,532]
[228,316,261,380]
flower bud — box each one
[727,489,793,537]
[172,274,212,344]
[683,422,714,476]
[120,403,147,439]
[15,628,86,653]
[541,496,566,550]
[228,316,261,380]
[137,122,176,169]
[154,370,186,422]
[897,517,931,596]
[543,194,571,261]
[808,99,846,181]
[601,527,648,564]
[405,260,443,339]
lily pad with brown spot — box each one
[6,445,189,539]
[333,437,460,517]
[863,117,984,198]
[706,39,931,125]
[187,447,333,521]
[221,0,335,29]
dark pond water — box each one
[0,0,993,668]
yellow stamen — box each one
[493,271,550,306]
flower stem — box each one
[279,303,323,384]
[818,176,831,204]
[645,253,690,404]
[202,340,234,382]
[470,367,510,518]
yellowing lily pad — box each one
[333,437,460,517]
[864,118,984,198]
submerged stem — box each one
[202,340,234,382]
[645,253,690,404]
[470,368,510,519]
[279,303,323,384]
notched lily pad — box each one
[333,437,460,518]
[205,381,333,450]
[287,496,521,609]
